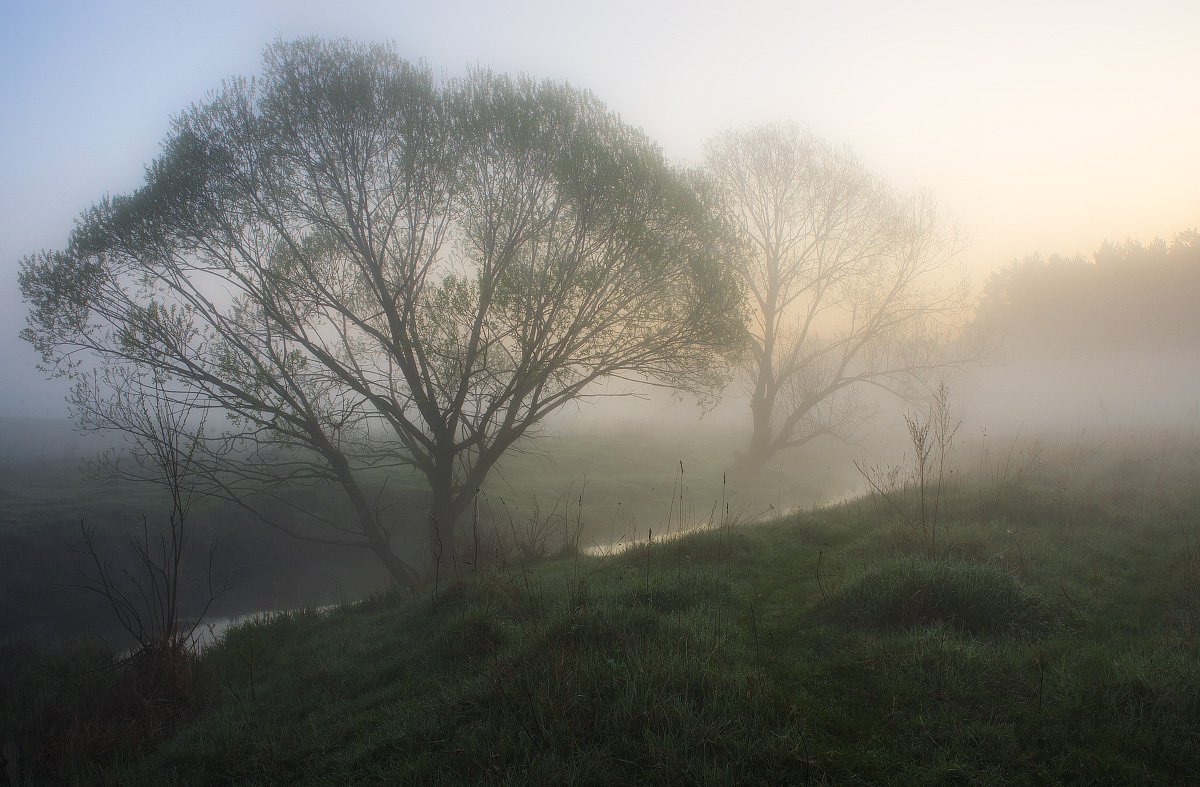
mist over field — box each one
[3,155,1199,645]
[3,2,1199,783]
[5,305,1198,645]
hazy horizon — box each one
[3,0,1198,418]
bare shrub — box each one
[70,371,222,706]
[855,383,959,557]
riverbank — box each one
[0,423,855,645]
[7,448,1200,783]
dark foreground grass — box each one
[6,469,1200,784]
[814,558,1053,635]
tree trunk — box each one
[329,456,420,590]
[347,482,419,589]
[733,391,777,475]
[730,443,773,477]
[426,461,461,580]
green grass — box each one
[6,435,1200,784]
[814,557,1053,635]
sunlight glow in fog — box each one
[1,0,1197,416]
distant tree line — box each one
[976,230,1200,353]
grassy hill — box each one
[5,435,1200,784]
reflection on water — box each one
[191,604,338,651]
[580,491,861,558]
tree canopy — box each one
[20,38,744,585]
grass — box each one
[814,557,1053,635]
[5,430,1200,783]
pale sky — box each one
[2,0,1197,417]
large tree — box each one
[704,124,971,473]
[20,39,743,587]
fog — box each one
[6,225,1200,646]
[2,3,1199,648]
[3,1,1199,421]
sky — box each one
[1,0,1197,417]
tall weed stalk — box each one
[855,383,960,557]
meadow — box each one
[4,423,1199,783]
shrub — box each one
[0,637,180,783]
